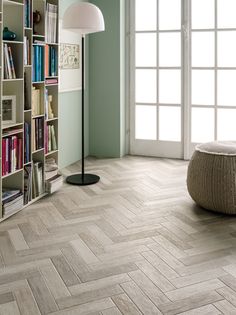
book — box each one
[24,0,31,28]
[24,122,31,164]
[24,165,32,204]
[32,87,41,116]
[24,36,30,65]
[8,46,16,79]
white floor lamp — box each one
[63,3,105,185]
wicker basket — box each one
[187,142,236,214]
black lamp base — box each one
[66,174,100,186]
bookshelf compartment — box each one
[3,42,24,79]
[32,83,44,116]
[2,132,23,177]
[45,85,58,120]
[2,170,23,218]
[32,150,44,199]
[3,1,23,41]
[3,80,24,124]
[45,120,57,156]
[32,0,45,37]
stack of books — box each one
[2,135,23,176]
[32,117,44,152]
[46,3,58,43]
[24,165,32,204]
[33,45,44,82]
[4,44,16,79]
[45,45,57,77]
[2,189,24,217]
[24,122,31,164]
[32,162,44,198]
[45,124,57,154]
[24,0,32,28]
[32,86,41,116]
[45,78,58,85]
[45,157,58,180]
[24,36,30,65]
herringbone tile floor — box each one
[0,155,236,314]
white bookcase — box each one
[0,0,59,220]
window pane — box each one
[191,108,215,143]
[135,0,157,31]
[218,109,236,140]
[191,0,215,29]
[136,105,157,140]
[136,33,156,67]
[159,70,181,104]
[159,106,181,141]
[136,69,157,103]
[218,31,236,67]
[159,32,181,67]
[218,0,236,28]
[218,70,236,106]
[192,70,214,105]
[192,32,215,67]
[159,0,181,30]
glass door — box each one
[130,0,183,158]
[190,0,236,155]
[130,0,236,159]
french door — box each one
[130,0,236,159]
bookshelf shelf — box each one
[33,114,44,119]
[3,40,24,44]
[45,150,58,157]
[46,117,58,122]
[2,168,23,179]
[3,78,23,82]
[3,0,24,6]
[24,161,32,166]
[2,130,23,137]
[2,123,23,130]
[32,148,44,154]
[0,0,60,221]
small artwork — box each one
[2,96,16,125]
[60,44,80,70]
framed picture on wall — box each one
[59,19,82,92]
[2,95,16,125]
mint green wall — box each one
[89,0,126,158]
[59,0,89,169]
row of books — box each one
[24,36,31,65]
[32,117,44,152]
[24,162,44,202]
[32,162,44,198]
[46,3,58,43]
[45,45,57,77]
[32,45,44,82]
[2,189,23,217]
[24,122,31,164]
[4,44,16,80]
[24,0,32,28]
[2,136,23,176]
[45,124,57,154]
